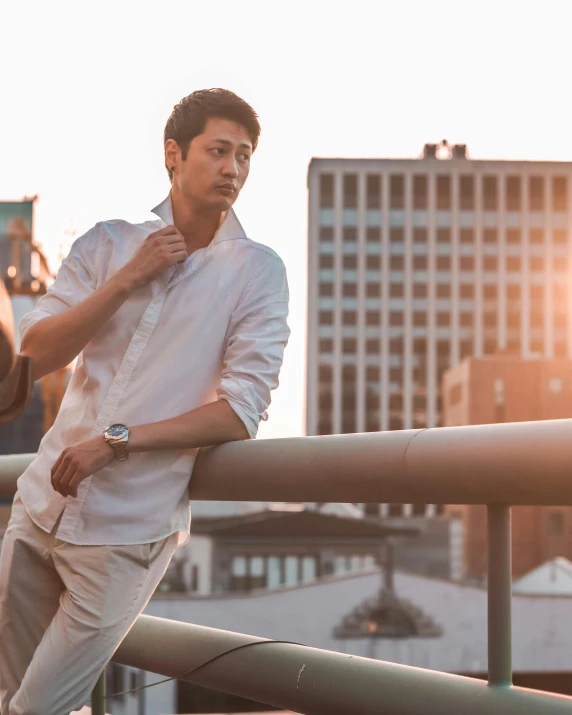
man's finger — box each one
[58,463,77,497]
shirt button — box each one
[98,419,104,426]
[116,377,124,385]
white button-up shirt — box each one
[16,195,290,547]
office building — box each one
[443,354,572,579]
[306,142,572,516]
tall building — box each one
[443,354,572,579]
[306,142,572,516]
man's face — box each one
[172,117,252,212]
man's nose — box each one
[222,156,239,177]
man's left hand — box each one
[51,436,115,498]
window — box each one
[507,229,521,244]
[343,254,357,269]
[343,227,357,242]
[390,175,404,209]
[554,229,567,244]
[319,283,333,297]
[553,177,568,211]
[343,174,358,209]
[319,311,333,325]
[320,174,334,209]
[437,228,450,243]
[484,228,497,244]
[366,283,380,297]
[506,256,521,272]
[460,228,474,243]
[319,254,333,269]
[367,174,381,209]
[367,226,381,242]
[506,176,521,211]
[530,229,544,244]
[436,175,451,210]
[483,176,498,210]
[367,255,381,270]
[342,311,357,325]
[547,511,565,536]
[319,339,333,354]
[301,556,317,583]
[529,176,544,211]
[343,282,357,297]
[460,175,474,210]
[366,310,380,325]
[460,256,474,271]
[413,175,428,209]
[413,228,427,243]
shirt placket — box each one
[56,254,207,539]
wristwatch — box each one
[103,423,130,461]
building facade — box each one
[306,142,572,516]
[443,355,572,579]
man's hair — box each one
[163,88,261,181]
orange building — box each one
[443,355,572,579]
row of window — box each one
[318,254,568,271]
[320,283,567,300]
[320,173,570,212]
[320,226,570,245]
[318,337,567,357]
[229,553,376,592]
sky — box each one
[1,0,571,440]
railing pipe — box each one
[113,615,572,715]
[3,419,572,504]
[487,505,512,687]
[90,669,106,715]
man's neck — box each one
[170,188,225,254]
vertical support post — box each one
[91,667,106,715]
[487,504,512,687]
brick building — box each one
[443,355,572,578]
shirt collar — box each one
[150,193,247,246]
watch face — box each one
[107,423,128,439]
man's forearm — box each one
[21,271,135,381]
[128,399,250,453]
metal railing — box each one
[3,418,572,713]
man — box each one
[0,88,290,715]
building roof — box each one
[146,567,572,674]
[190,509,419,540]
[513,557,572,596]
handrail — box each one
[2,419,572,504]
[4,420,572,712]
[113,615,572,715]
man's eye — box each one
[239,154,251,162]
[211,148,224,155]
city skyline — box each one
[2,0,572,440]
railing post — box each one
[487,504,512,687]
[91,667,106,715]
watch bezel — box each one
[105,423,129,441]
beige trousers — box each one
[0,491,179,715]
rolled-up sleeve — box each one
[217,252,290,439]
[19,225,100,342]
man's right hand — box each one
[123,225,188,290]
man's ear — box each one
[164,139,180,174]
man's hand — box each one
[51,436,116,498]
[121,225,188,290]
